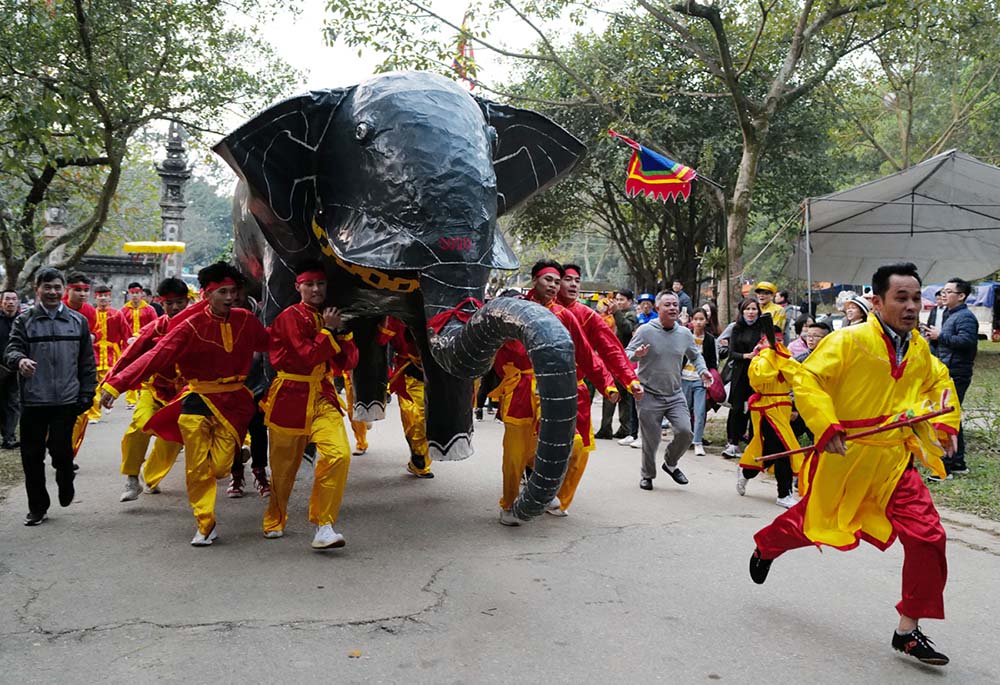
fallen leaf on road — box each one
[348,650,362,658]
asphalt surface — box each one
[2,401,999,683]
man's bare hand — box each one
[18,358,37,378]
[824,432,848,455]
[322,307,343,330]
[700,370,713,388]
[926,325,941,341]
[607,389,620,404]
[631,383,644,401]
[944,433,958,458]
[633,343,651,359]
[100,390,116,410]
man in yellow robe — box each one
[754,281,787,337]
[749,262,960,667]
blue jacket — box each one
[936,303,978,378]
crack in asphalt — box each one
[0,563,451,644]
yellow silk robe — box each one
[739,345,803,475]
[792,316,960,550]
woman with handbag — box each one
[681,309,717,456]
[721,299,763,458]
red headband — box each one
[203,277,237,294]
[68,283,90,290]
[563,267,581,278]
[534,267,561,280]
[128,287,144,294]
[295,270,326,284]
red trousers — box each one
[754,466,947,619]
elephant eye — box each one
[355,122,371,143]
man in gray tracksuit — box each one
[5,267,96,526]
[626,291,713,490]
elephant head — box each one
[214,71,586,518]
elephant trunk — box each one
[421,265,578,519]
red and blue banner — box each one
[608,129,697,202]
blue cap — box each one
[637,293,655,303]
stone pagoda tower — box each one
[156,121,192,278]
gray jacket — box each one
[4,303,97,407]
[625,318,707,396]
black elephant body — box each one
[215,71,586,518]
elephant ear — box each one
[213,89,351,241]
[474,97,587,216]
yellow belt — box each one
[188,375,247,394]
[275,367,326,384]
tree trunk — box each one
[721,133,766,322]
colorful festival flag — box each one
[453,10,477,90]
[608,129,697,202]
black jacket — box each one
[936,303,978,378]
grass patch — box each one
[0,446,22,503]
[924,341,1000,521]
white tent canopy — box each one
[785,150,1000,285]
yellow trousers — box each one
[556,433,589,511]
[264,396,351,533]
[499,422,538,510]
[398,375,430,473]
[126,389,139,406]
[177,413,239,535]
[119,390,182,487]
[87,372,108,422]
[344,374,367,451]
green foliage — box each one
[0,0,298,287]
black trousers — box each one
[0,375,19,443]
[20,404,77,515]
[231,407,268,475]
[742,419,793,498]
[950,375,971,466]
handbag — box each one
[706,368,726,404]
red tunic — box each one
[494,294,613,444]
[121,301,158,339]
[557,296,639,389]
[261,302,358,434]
[106,314,186,405]
[104,307,269,443]
[376,316,423,401]
[93,307,129,373]
[65,300,97,331]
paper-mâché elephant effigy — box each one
[213,71,586,519]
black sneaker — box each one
[594,430,613,440]
[639,478,653,491]
[661,463,689,485]
[749,548,773,584]
[949,463,970,475]
[892,626,949,666]
[612,429,629,439]
[58,482,75,507]
[24,511,47,526]
[474,408,483,421]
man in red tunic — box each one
[121,281,158,407]
[259,260,358,549]
[109,278,190,502]
[86,283,129,423]
[101,263,269,546]
[65,273,98,458]
[491,260,615,525]
[377,316,434,478]
[555,263,643,512]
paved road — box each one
[2,402,999,683]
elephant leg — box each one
[349,317,388,423]
[411,323,475,461]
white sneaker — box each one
[694,443,706,456]
[120,476,141,502]
[143,483,161,494]
[311,523,346,549]
[499,508,520,526]
[546,497,568,517]
[736,469,748,496]
[263,529,284,539]
[630,438,642,449]
[617,435,635,446]
[722,443,740,458]
[776,494,797,509]
[352,446,367,456]
[191,527,218,546]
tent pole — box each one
[805,199,813,316]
